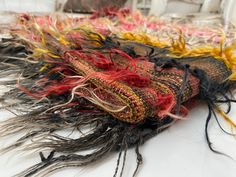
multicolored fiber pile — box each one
[0,9,236,177]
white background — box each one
[0,0,57,13]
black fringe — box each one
[0,37,235,177]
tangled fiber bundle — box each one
[0,11,236,177]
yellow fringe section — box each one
[121,31,236,81]
[120,32,168,48]
[217,107,236,128]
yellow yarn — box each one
[121,31,236,81]
[217,107,236,128]
[120,32,168,48]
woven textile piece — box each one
[0,10,236,177]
